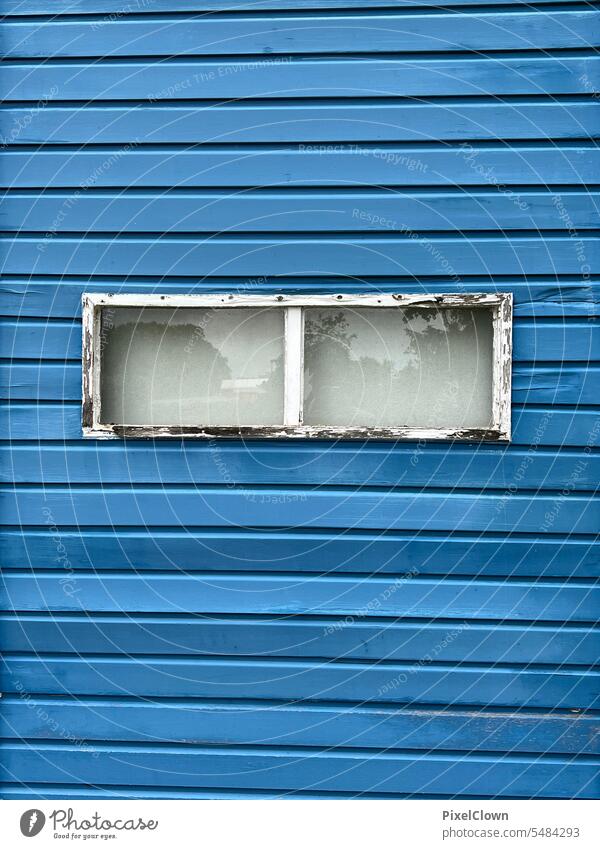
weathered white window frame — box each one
[82,292,512,441]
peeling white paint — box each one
[82,292,513,442]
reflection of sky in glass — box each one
[100,307,284,426]
[304,307,494,428]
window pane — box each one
[100,307,284,426]
[303,307,494,429]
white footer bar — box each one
[0,799,598,848]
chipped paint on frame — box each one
[81,292,513,442]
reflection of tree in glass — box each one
[404,308,475,362]
[102,315,285,425]
[304,311,359,421]
[305,309,402,423]
[303,307,489,427]
[101,320,231,424]
[305,310,357,352]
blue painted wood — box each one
[2,440,599,489]
[3,655,599,709]
[0,364,79,400]
[2,614,598,665]
[2,102,598,144]
[3,11,597,58]
[0,527,597,577]
[511,366,600,406]
[3,57,598,100]
[0,402,82,440]
[3,189,599,232]
[0,786,465,799]
[3,235,599,276]
[2,147,598,190]
[2,697,598,755]
[2,742,599,798]
[2,279,599,318]
[3,571,598,621]
[0,320,82,359]
[3,0,589,13]
[2,486,598,534]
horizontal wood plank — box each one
[0,527,596,577]
[0,785,466,799]
[3,654,599,709]
[3,56,598,101]
[511,365,600,405]
[2,438,599,489]
[2,235,600,276]
[2,742,598,797]
[1,486,598,533]
[2,697,597,754]
[2,571,598,621]
[2,146,598,189]
[2,189,598,232]
[3,0,588,13]
[2,613,597,664]
[2,102,598,144]
[3,11,597,58]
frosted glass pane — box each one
[100,307,284,426]
[303,307,494,428]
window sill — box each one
[83,424,511,442]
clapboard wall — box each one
[0,0,599,799]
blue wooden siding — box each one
[0,0,599,799]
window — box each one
[82,293,512,440]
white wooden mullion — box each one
[284,306,304,426]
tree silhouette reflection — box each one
[100,310,284,426]
[303,307,493,428]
